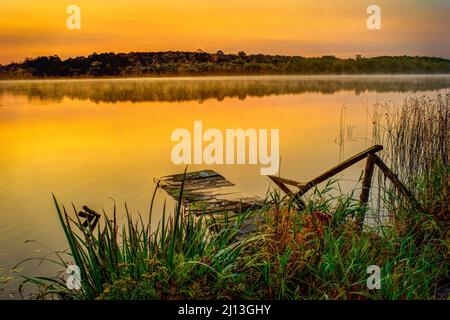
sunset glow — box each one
[1,0,449,64]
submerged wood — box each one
[157,169,264,215]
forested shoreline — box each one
[1,51,450,78]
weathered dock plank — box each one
[157,170,264,215]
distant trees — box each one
[1,51,449,78]
[22,55,63,77]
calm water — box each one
[1,75,449,298]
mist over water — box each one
[2,75,450,103]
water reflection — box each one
[0,75,449,299]
[1,75,450,104]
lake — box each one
[1,75,449,298]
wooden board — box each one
[157,170,264,215]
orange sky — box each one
[0,0,449,64]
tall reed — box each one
[372,94,449,223]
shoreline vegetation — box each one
[1,51,450,79]
[16,93,449,300]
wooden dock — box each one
[157,145,419,231]
[157,170,264,215]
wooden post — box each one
[268,175,306,209]
[358,153,376,229]
[373,155,422,211]
[359,153,376,205]
[268,175,296,197]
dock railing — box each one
[268,145,421,228]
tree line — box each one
[1,51,449,78]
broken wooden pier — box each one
[157,170,264,215]
[157,145,419,231]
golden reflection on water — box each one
[0,76,449,298]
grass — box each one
[17,94,449,300]
[18,170,449,300]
